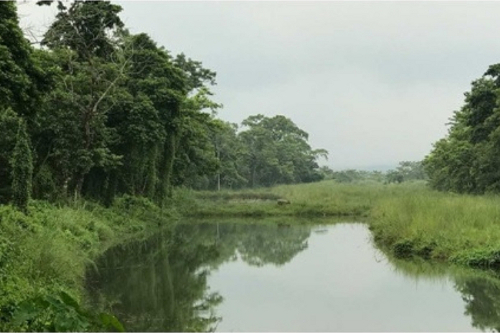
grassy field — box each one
[179,180,500,270]
[180,180,425,218]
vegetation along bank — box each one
[184,180,500,271]
[0,1,329,330]
[4,0,500,331]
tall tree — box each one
[425,63,500,193]
[239,115,327,187]
[39,0,127,198]
[166,54,219,197]
[11,119,33,212]
[0,108,22,203]
[0,1,47,119]
[0,2,48,204]
[209,120,247,190]
[97,32,186,203]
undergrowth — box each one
[0,195,174,331]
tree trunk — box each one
[157,132,176,205]
[217,149,221,191]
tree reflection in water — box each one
[456,275,500,332]
[88,223,500,332]
[86,222,311,332]
[388,255,500,333]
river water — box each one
[86,222,500,332]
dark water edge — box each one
[86,221,500,332]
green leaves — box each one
[1,0,327,206]
[385,161,427,184]
[99,313,126,332]
[239,114,327,187]
[0,2,43,118]
[425,64,500,194]
[11,119,33,213]
[11,291,125,332]
[42,1,125,59]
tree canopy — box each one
[0,1,328,209]
[424,64,500,194]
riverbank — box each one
[180,180,424,218]
[0,196,175,331]
[181,180,500,270]
[370,190,500,269]
[4,180,500,330]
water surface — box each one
[86,222,500,332]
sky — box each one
[16,1,500,170]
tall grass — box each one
[182,179,500,270]
[183,180,427,218]
[371,190,500,268]
[0,196,170,331]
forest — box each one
[0,0,328,212]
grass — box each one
[5,179,500,329]
[0,195,173,331]
[181,180,425,218]
[370,189,500,268]
[179,179,500,271]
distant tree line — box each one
[424,64,500,193]
[385,161,427,184]
[321,161,427,184]
[0,1,327,210]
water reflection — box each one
[389,256,500,332]
[87,222,500,332]
[459,276,500,332]
[222,223,310,267]
[86,225,223,331]
[86,222,311,331]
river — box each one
[86,221,500,332]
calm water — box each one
[86,222,500,332]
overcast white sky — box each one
[17,1,500,170]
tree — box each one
[385,161,427,184]
[385,170,404,184]
[11,119,33,212]
[97,32,186,203]
[0,0,328,207]
[239,114,327,187]
[31,2,221,204]
[0,1,47,119]
[209,120,247,190]
[0,108,21,203]
[167,55,220,195]
[38,0,127,199]
[424,64,500,194]
[0,2,49,204]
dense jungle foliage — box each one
[0,0,328,212]
[425,64,500,193]
[0,2,329,329]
